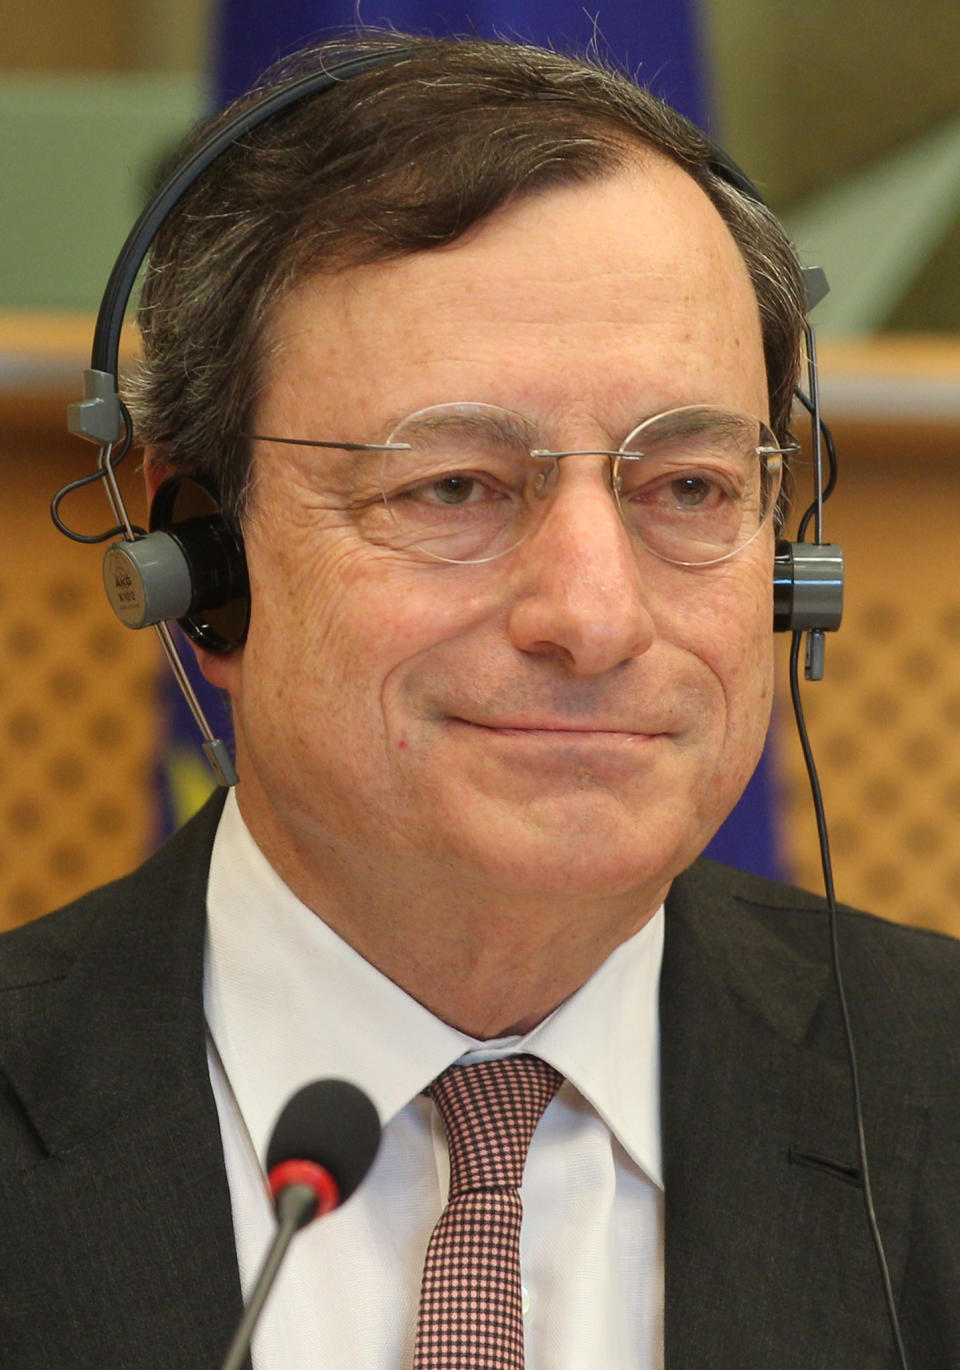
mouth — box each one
[449,718,664,742]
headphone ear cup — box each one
[773,539,844,633]
[147,475,250,653]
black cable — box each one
[793,392,839,542]
[50,399,145,543]
[788,630,909,1369]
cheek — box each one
[712,558,776,749]
[249,533,355,669]
[667,550,775,733]
[241,503,498,725]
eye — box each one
[386,468,515,513]
[427,474,482,505]
[621,467,735,511]
[669,475,720,508]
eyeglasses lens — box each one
[378,403,783,566]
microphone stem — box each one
[218,1185,317,1370]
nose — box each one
[506,461,656,676]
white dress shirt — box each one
[205,790,664,1369]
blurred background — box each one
[2,0,959,931]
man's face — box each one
[208,158,775,910]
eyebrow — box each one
[620,408,741,449]
[389,408,539,448]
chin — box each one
[450,814,695,903]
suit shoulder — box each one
[0,790,226,990]
[677,858,960,1029]
[683,857,960,948]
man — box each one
[1,32,958,1370]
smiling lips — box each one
[452,717,666,740]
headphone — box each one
[55,43,844,783]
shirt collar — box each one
[206,790,663,1188]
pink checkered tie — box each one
[412,1054,563,1370]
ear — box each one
[190,624,243,693]
[193,634,242,695]
[143,446,176,505]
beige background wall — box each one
[773,341,960,935]
[0,317,159,925]
[1,0,207,72]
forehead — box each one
[257,157,768,435]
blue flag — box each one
[157,0,784,881]
[213,0,710,128]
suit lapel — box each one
[660,862,925,1369]
[0,793,245,1370]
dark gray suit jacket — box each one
[1,793,958,1368]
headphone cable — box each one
[788,628,909,1370]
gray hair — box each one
[129,31,807,524]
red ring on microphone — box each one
[268,1159,341,1217]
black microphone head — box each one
[265,1079,381,1204]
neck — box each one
[235,792,667,1039]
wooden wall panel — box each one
[3,0,134,71]
[775,416,960,935]
[0,0,208,73]
[0,316,160,928]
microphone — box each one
[218,1079,381,1370]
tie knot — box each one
[426,1055,563,1197]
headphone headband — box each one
[68,47,414,449]
[70,41,819,450]
[91,47,417,386]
